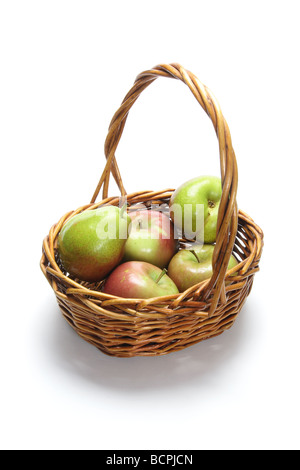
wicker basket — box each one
[40,63,264,358]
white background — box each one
[1,0,299,451]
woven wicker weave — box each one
[40,63,264,357]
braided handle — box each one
[92,63,238,314]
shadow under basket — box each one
[40,63,264,358]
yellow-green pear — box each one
[58,205,130,282]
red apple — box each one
[103,261,179,299]
[123,210,178,269]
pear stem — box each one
[156,268,167,284]
[120,202,127,219]
[189,250,200,263]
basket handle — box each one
[91,63,238,315]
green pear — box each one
[58,205,131,282]
[170,175,222,243]
[167,244,238,292]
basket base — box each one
[56,276,252,358]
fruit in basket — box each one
[167,244,238,292]
[58,205,131,282]
[170,175,222,243]
[123,210,178,268]
[103,261,179,298]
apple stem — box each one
[189,250,200,263]
[156,268,167,284]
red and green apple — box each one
[103,261,179,299]
[167,244,238,292]
[123,210,178,268]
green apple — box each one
[169,175,222,243]
[103,261,179,298]
[123,210,178,268]
[167,244,238,292]
[58,205,131,282]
